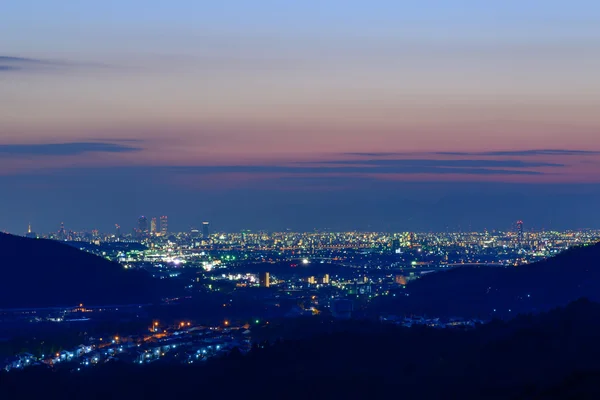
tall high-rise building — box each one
[259,271,270,288]
[25,223,37,239]
[138,216,148,233]
[58,222,67,241]
[202,221,210,239]
[160,216,168,236]
[115,224,121,238]
[391,238,401,253]
[516,220,524,245]
[150,217,157,234]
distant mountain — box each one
[0,233,162,308]
[371,242,600,318]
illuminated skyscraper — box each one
[58,222,67,241]
[115,224,121,238]
[322,274,330,284]
[202,221,210,239]
[25,223,37,239]
[150,217,157,234]
[391,238,401,253]
[160,216,168,236]
[138,216,148,233]
[516,220,524,245]
[259,271,270,288]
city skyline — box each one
[2,1,600,232]
[9,216,598,237]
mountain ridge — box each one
[0,233,160,308]
[371,241,600,318]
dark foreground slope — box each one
[371,242,600,318]
[3,299,600,399]
[0,233,162,308]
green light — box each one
[255,320,260,324]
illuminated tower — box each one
[202,221,210,239]
[25,223,37,239]
[58,222,67,241]
[259,271,270,288]
[516,220,524,246]
[160,216,168,236]
[138,216,148,233]
[150,217,157,234]
[391,238,401,253]
[115,224,121,238]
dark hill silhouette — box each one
[371,242,600,318]
[4,299,600,399]
[0,233,162,308]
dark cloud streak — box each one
[300,158,563,168]
[346,149,600,157]
[437,149,600,156]
[0,55,66,73]
[0,55,112,73]
[0,142,142,156]
[20,163,543,176]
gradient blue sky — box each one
[1,1,600,233]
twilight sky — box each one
[2,1,600,233]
